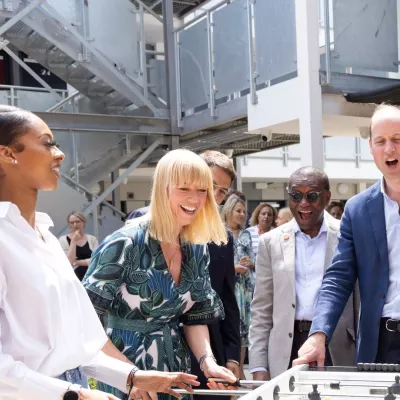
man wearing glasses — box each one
[190,151,241,400]
[249,167,357,380]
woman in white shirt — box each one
[0,105,201,400]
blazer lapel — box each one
[279,221,296,294]
[324,212,338,272]
[367,182,389,271]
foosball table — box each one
[240,364,400,400]
[177,364,400,399]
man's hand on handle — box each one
[292,332,327,367]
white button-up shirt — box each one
[0,202,132,400]
[381,180,400,319]
[294,219,328,321]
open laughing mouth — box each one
[180,205,196,215]
[52,167,61,178]
[386,158,399,167]
[298,210,313,220]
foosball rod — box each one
[295,381,390,389]
[173,389,252,396]
[278,391,387,399]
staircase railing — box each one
[58,172,126,238]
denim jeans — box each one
[56,366,89,388]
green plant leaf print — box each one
[93,263,123,280]
[99,240,125,265]
[113,336,125,352]
[84,219,225,400]
[151,290,163,307]
[139,283,152,299]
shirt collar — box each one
[0,202,53,229]
[380,177,386,196]
[293,216,328,237]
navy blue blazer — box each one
[310,181,389,363]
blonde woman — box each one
[221,195,254,379]
[276,207,293,227]
[84,149,236,400]
[59,212,99,280]
[246,203,277,260]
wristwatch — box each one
[63,384,81,400]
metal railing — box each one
[320,0,400,82]
[61,173,126,219]
[0,84,68,108]
[59,173,126,239]
[173,0,266,127]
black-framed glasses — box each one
[213,183,229,197]
[287,190,325,203]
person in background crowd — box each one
[189,150,241,400]
[246,203,277,260]
[294,104,400,368]
[59,212,99,281]
[221,195,254,379]
[84,149,236,400]
[126,206,149,220]
[250,167,357,380]
[0,105,200,400]
[224,190,250,226]
[326,200,344,220]
[276,207,293,227]
[225,189,246,203]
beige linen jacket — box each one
[249,212,358,378]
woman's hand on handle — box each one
[202,358,237,390]
[131,370,199,399]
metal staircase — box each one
[0,0,167,116]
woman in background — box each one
[275,207,293,227]
[246,203,276,260]
[59,212,98,281]
[221,195,254,379]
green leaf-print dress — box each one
[83,218,225,400]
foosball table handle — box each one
[357,363,400,372]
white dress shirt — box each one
[0,202,132,400]
[294,219,327,321]
[381,180,400,319]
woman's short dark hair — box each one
[0,105,33,152]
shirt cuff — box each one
[19,369,71,400]
[83,351,133,394]
[249,367,268,374]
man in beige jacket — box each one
[249,167,358,380]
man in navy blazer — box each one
[294,104,400,366]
